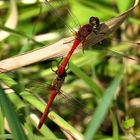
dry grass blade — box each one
[0,0,139,73]
[0,0,18,41]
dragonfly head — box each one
[89,16,100,29]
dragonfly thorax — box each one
[76,17,100,42]
[76,24,93,41]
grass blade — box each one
[69,62,102,97]
[111,110,119,140]
[0,89,27,140]
[84,67,123,140]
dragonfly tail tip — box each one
[37,122,42,129]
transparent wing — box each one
[87,37,140,61]
[43,0,75,34]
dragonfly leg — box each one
[63,39,74,45]
[51,59,63,74]
[65,62,69,72]
[51,64,57,74]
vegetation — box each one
[0,0,140,140]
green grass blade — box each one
[0,134,12,139]
[0,25,44,46]
[111,111,119,140]
[111,110,119,140]
[84,67,123,140]
[0,107,5,140]
[0,89,27,140]
[69,62,102,97]
[48,112,84,140]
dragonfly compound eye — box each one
[89,16,100,28]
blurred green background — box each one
[0,0,140,140]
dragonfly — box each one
[37,69,67,129]
[56,16,100,78]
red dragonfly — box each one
[37,70,67,129]
[57,16,100,78]
[43,0,101,78]
[37,16,100,128]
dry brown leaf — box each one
[0,0,18,41]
